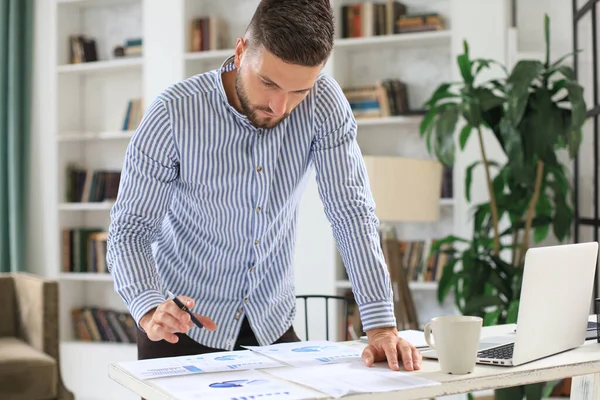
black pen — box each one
[166,290,204,329]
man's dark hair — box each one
[245,0,334,67]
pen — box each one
[166,290,204,329]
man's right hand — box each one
[139,296,217,343]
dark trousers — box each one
[136,317,300,360]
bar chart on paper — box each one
[242,340,362,367]
[116,350,284,380]
[148,369,321,400]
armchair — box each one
[0,273,74,400]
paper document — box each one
[150,369,323,400]
[361,330,429,348]
[243,340,361,367]
[266,360,440,398]
[117,350,284,379]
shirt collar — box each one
[215,55,255,127]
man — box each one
[107,0,422,372]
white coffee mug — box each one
[424,315,483,374]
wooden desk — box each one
[108,323,600,400]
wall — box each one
[29,0,56,277]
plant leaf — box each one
[488,269,513,301]
[523,382,545,400]
[533,191,552,243]
[549,50,580,71]
[565,81,587,158]
[420,106,437,136]
[429,235,468,256]
[424,82,454,108]
[544,13,550,68]
[506,299,520,324]
[473,87,505,111]
[519,89,562,163]
[506,60,544,127]
[464,295,504,315]
[434,106,459,166]
[542,381,562,398]
[457,40,474,85]
[556,65,575,80]
[437,258,458,304]
[496,386,524,400]
[499,118,525,177]
[461,94,483,128]
[465,160,480,202]
[483,309,502,327]
[481,104,505,149]
[459,124,472,150]
[492,168,506,196]
[533,224,549,243]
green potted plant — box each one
[419,14,587,400]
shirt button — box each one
[258,129,262,135]
[256,206,261,213]
[235,314,240,320]
[249,267,255,273]
[254,239,259,245]
[238,307,243,312]
[256,165,262,173]
[244,298,249,303]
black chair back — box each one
[295,294,352,341]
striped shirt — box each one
[107,56,395,350]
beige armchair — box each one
[0,273,74,400]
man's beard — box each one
[235,73,289,129]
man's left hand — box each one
[362,326,422,371]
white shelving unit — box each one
[56,57,143,74]
[334,29,451,49]
[57,130,135,142]
[48,0,143,399]
[41,0,475,399]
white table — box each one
[108,323,600,400]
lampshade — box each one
[363,156,443,222]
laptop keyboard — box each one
[478,343,514,359]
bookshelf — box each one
[41,0,494,398]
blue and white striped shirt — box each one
[107,57,395,350]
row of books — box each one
[341,1,405,38]
[340,1,445,38]
[65,166,121,203]
[343,79,410,119]
[68,36,142,64]
[72,307,137,343]
[122,97,143,131]
[190,16,229,52]
[441,166,453,199]
[69,35,98,64]
[62,229,108,273]
[340,237,453,284]
[117,38,143,58]
[399,239,453,283]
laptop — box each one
[422,242,598,367]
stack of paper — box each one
[117,350,284,379]
[116,340,441,399]
[243,340,362,367]
[150,369,323,400]
[266,360,440,398]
